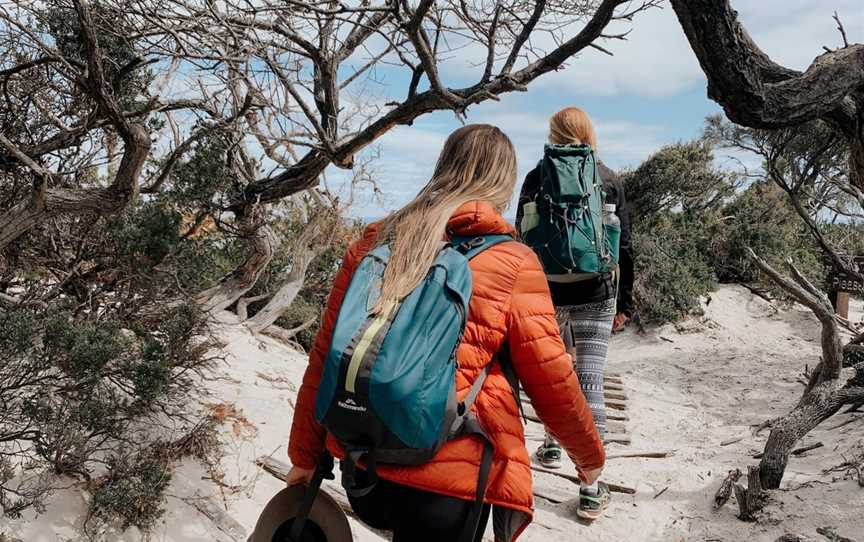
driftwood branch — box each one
[529,465,635,495]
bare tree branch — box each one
[747,249,844,379]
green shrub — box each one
[625,140,736,219]
[711,180,822,284]
[632,212,718,323]
[89,454,172,531]
[624,141,733,323]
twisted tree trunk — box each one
[748,250,864,489]
[0,125,151,248]
[244,252,315,334]
[245,219,324,333]
[758,379,843,488]
[195,211,278,313]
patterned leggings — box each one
[547,295,616,443]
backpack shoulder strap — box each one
[450,234,513,259]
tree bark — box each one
[195,216,278,313]
[244,260,311,333]
[670,0,864,191]
[733,465,766,520]
[759,379,842,488]
[244,224,322,333]
[0,125,151,248]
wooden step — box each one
[606,420,627,434]
[530,465,636,494]
[606,399,627,411]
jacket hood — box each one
[447,201,516,237]
[363,201,515,242]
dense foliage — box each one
[624,141,732,322]
[627,118,863,324]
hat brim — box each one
[249,485,353,542]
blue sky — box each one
[326,1,863,219]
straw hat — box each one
[249,485,353,542]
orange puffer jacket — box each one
[288,201,604,541]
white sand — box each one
[3,285,861,541]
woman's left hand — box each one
[285,466,315,487]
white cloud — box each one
[737,0,863,70]
[535,6,706,98]
[449,0,863,99]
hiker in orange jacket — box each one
[285,124,605,542]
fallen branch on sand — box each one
[653,486,669,499]
[529,465,636,494]
[606,450,675,460]
[826,415,863,431]
[823,454,864,488]
[181,495,247,541]
[815,526,856,542]
[752,442,823,459]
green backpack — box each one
[521,144,620,280]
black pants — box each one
[347,472,491,542]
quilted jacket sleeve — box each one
[505,253,605,472]
[287,229,376,469]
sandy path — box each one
[535,285,863,542]
[3,285,861,541]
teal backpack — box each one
[521,144,620,279]
[296,234,512,542]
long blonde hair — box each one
[549,107,598,150]
[374,124,517,313]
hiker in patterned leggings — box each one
[556,291,616,439]
[516,107,629,521]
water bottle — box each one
[603,204,620,229]
[521,201,539,234]
[603,203,621,263]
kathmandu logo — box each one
[337,398,367,412]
